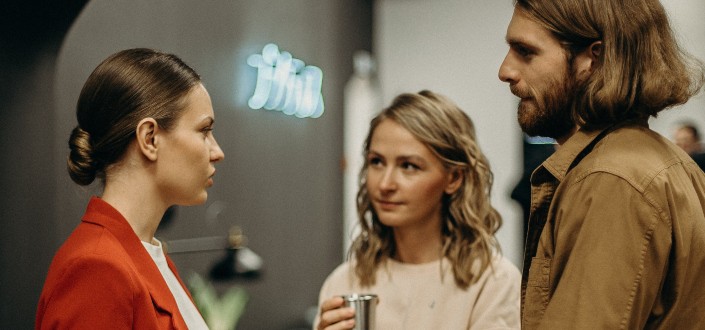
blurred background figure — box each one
[509,135,555,241]
[674,122,703,155]
[673,121,705,170]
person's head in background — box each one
[499,0,704,143]
[351,90,501,289]
[68,48,224,209]
[674,122,703,155]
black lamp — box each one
[163,225,263,281]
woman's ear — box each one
[445,167,464,195]
[136,118,159,161]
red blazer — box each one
[36,197,196,329]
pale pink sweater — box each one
[315,256,520,330]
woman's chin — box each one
[178,192,208,206]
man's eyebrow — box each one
[507,38,540,52]
[506,37,528,47]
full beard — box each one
[514,71,578,140]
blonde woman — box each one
[315,90,520,329]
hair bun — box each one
[67,126,98,185]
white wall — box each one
[374,0,523,266]
[650,0,705,138]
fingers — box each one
[320,296,345,312]
[318,296,356,330]
[319,317,355,330]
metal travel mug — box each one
[341,293,378,330]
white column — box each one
[343,51,382,256]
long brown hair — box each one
[68,48,201,185]
[516,0,704,129]
[350,90,501,289]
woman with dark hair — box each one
[315,90,520,329]
[36,48,224,329]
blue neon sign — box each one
[247,44,324,118]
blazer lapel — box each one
[81,197,189,329]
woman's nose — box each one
[378,169,397,191]
[210,137,225,162]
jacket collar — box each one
[81,196,189,329]
[533,119,649,184]
[538,128,603,183]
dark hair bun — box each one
[67,126,98,185]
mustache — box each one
[510,85,532,99]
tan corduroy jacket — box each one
[521,119,705,329]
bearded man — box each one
[498,0,705,329]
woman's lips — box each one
[207,171,216,186]
[375,200,402,210]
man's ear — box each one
[445,167,464,195]
[136,118,159,161]
[574,40,602,80]
[590,41,603,59]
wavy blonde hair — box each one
[350,90,501,289]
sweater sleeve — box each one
[469,257,521,330]
[312,263,353,330]
[36,254,136,329]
